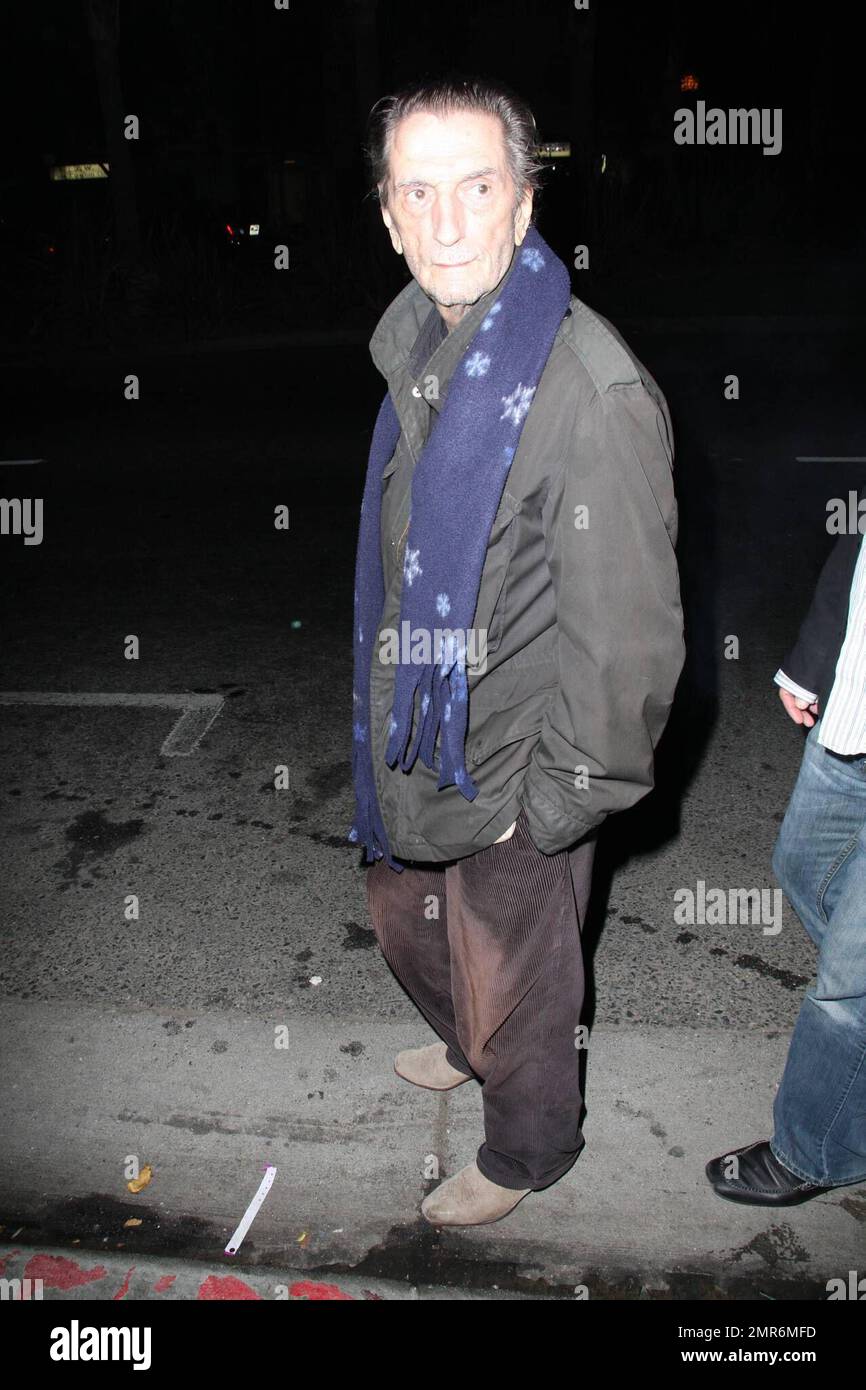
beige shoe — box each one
[394,1041,473,1091]
[421,1159,531,1226]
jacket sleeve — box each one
[778,518,863,706]
[520,381,686,854]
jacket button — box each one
[411,385,421,397]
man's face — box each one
[380,109,533,329]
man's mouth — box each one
[434,258,475,268]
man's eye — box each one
[473,183,490,195]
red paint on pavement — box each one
[23,1254,108,1289]
[198,1274,262,1300]
[113,1265,136,1300]
[289,1280,355,1300]
[153,1274,177,1293]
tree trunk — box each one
[84,0,141,267]
[567,2,599,251]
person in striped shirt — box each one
[707,493,866,1204]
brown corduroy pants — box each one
[365,807,597,1191]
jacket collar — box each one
[368,242,523,405]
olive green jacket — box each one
[366,244,685,861]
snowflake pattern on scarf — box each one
[500,383,536,427]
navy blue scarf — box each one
[348,226,571,871]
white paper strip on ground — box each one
[225,1165,277,1256]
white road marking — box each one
[225,1165,277,1256]
[0,690,225,756]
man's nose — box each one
[430,191,464,246]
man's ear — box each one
[514,188,533,245]
[381,205,403,256]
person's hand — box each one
[494,819,518,843]
[778,687,819,727]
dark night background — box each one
[2,1,862,343]
[1,0,864,1307]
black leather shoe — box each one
[706,1139,832,1206]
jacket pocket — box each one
[471,491,520,661]
[468,721,544,768]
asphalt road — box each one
[1,318,864,1297]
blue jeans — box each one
[770,717,866,1186]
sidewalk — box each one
[1,999,863,1299]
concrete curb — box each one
[2,1001,863,1299]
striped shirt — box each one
[774,532,866,755]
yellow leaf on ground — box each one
[127,1164,153,1194]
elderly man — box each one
[348,75,685,1226]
